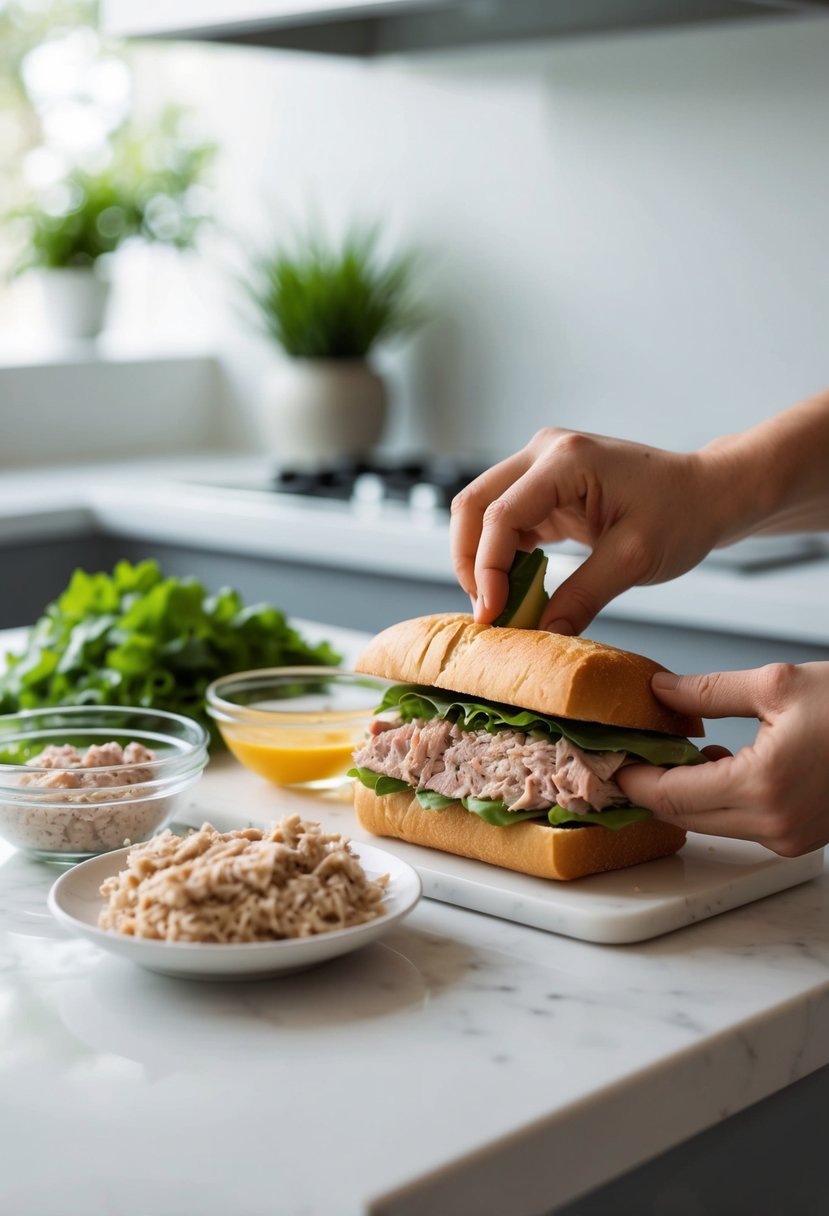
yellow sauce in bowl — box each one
[207,666,388,790]
[220,725,358,787]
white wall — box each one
[133,14,829,463]
[0,352,223,467]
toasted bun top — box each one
[355,614,703,738]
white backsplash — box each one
[129,15,829,462]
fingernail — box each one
[653,672,679,690]
[548,619,573,636]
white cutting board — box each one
[187,762,825,945]
[345,831,824,944]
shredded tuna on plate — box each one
[98,817,389,943]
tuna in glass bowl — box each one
[0,706,209,863]
[206,667,389,789]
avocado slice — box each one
[492,548,550,628]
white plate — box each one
[47,841,421,980]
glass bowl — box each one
[0,706,209,864]
[206,667,388,789]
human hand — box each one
[450,427,732,633]
[618,661,829,857]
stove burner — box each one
[273,457,484,510]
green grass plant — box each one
[242,225,422,359]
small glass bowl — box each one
[206,667,388,790]
[0,706,209,864]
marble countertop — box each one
[3,455,829,645]
[1,621,828,1216]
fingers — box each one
[452,429,638,627]
[474,466,563,615]
[617,661,829,857]
[618,753,744,818]
[538,534,643,635]
[618,755,817,852]
[453,454,565,623]
[450,452,531,606]
[649,667,788,721]
[617,755,771,843]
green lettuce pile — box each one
[0,559,340,742]
[350,684,702,831]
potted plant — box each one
[242,225,422,468]
[7,112,214,341]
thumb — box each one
[540,540,637,635]
[650,669,764,720]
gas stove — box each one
[270,456,486,512]
[185,458,828,572]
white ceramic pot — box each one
[260,358,388,468]
[37,266,111,341]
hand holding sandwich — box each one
[618,662,829,857]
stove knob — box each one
[352,473,385,505]
[409,482,442,513]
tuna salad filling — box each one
[353,717,629,818]
[18,742,156,790]
[350,684,703,830]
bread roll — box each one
[354,784,687,881]
[356,613,703,738]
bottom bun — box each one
[353,784,687,881]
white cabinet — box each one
[102,0,429,40]
[101,0,819,57]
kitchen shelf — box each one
[101,0,829,57]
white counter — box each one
[1,622,828,1216]
[3,456,829,647]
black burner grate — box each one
[273,457,485,510]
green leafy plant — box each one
[242,225,423,359]
[0,559,341,742]
[8,110,214,274]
